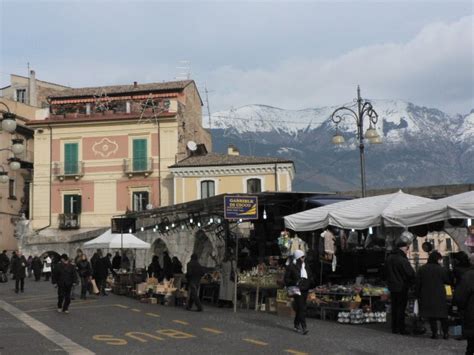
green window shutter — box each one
[64,143,78,174]
[64,195,82,214]
[133,139,147,171]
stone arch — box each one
[151,238,169,267]
[193,230,216,268]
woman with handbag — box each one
[284,250,313,335]
[76,254,92,299]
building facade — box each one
[27,80,211,238]
[170,145,295,204]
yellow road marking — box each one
[172,320,189,325]
[114,304,129,309]
[202,327,223,334]
[131,308,141,312]
[285,350,309,355]
[146,312,160,317]
[243,338,268,346]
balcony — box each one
[53,161,85,181]
[58,213,81,230]
[123,157,153,177]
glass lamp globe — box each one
[332,134,345,145]
[11,139,25,155]
[9,159,21,171]
[0,172,8,184]
[1,117,17,133]
[365,127,378,139]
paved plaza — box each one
[0,280,466,354]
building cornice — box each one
[170,162,295,180]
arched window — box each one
[201,180,215,199]
[247,178,261,193]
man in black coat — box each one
[186,254,204,311]
[454,255,474,355]
[95,253,115,296]
[11,251,27,293]
[0,250,10,274]
[416,251,450,339]
[385,241,415,335]
[53,254,78,313]
[31,256,43,281]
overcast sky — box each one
[1,0,473,114]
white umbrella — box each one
[83,229,150,249]
[384,190,474,227]
[284,190,432,231]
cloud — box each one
[205,15,474,114]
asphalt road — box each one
[0,278,466,355]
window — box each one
[64,194,81,214]
[201,180,215,199]
[132,139,147,171]
[247,178,262,193]
[133,191,149,212]
[16,89,26,103]
[8,179,16,199]
[64,143,79,174]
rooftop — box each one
[169,152,294,168]
[49,80,194,99]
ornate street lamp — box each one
[330,86,382,197]
[9,157,21,171]
[0,102,24,180]
[11,138,25,155]
[0,167,8,184]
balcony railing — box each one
[58,213,81,230]
[53,161,85,180]
[123,157,153,177]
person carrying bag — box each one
[284,250,313,335]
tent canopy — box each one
[384,190,474,227]
[83,229,150,249]
[283,191,432,232]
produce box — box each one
[277,301,295,318]
[277,289,288,303]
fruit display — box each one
[337,310,387,324]
[238,269,284,288]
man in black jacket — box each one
[385,241,415,335]
[11,251,27,293]
[53,254,78,313]
[454,255,474,355]
[95,253,115,296]
[186,254,204,311]
[0,250,10,275]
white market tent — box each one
[384,190,474,228]
[83,229,151,249]
[283,190,433,231]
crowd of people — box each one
[385,241,474,355]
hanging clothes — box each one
[289,235,308,255]
[323,230,336,256]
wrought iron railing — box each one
[58,213,81,229]
[123,157,153,176]
[53,161,85,179]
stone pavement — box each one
[0,278,466,354]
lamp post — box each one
[330,86,382,197]
[0,102,24,183]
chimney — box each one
[133,81,138,88]
[227,144,240,156]
[28,70,37,107]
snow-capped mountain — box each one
[206,102,473,192]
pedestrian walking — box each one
[284,250,313,335]
[90,249,101,275]
[76,254,92,299]
[0,250,10,282]
[385,240,415,335]
[32,255,42,281]
[185,254,204,312]
[416,251,450,339]
[26,256,33,278]
[454,254,474,355]
[95,252,115,296]
[53,254,78,313]
[11,251,27,293]
[43,254,52,281]
[10,251,16,280]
